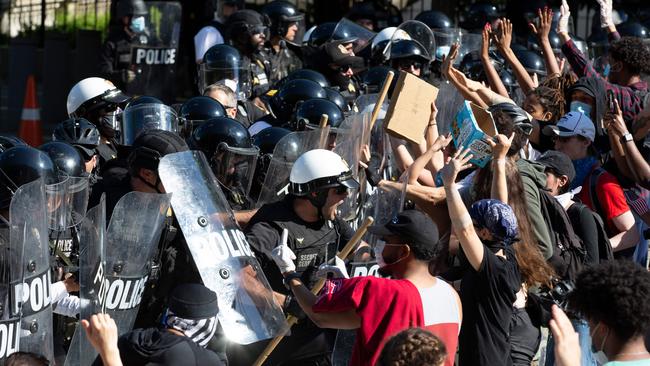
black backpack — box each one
[538,189,587,281]
[586,167,616,262]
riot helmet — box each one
[67,77,130,118]
[617,21,649,38]
[488,103,533,136]
[528,31,562,53]
[498,68,519,98]
[360,66,398,94]
[0,135,27,153]
[330,18,376,54]
[513,49,546,76]
[370,27,408,65]
[324,88,349,113]
[270,79,327,123]
[347,2,376,31]
[116,0,148,19]
[189,117,259,197]
[294,98,344,131]
[308,22,337,48]
[225,9,270,54]
[38,142,86,178]
[0,146,58,209]
[52,118,101,160]
[461,3,499,31]
[415,10,452,30]
[389,39,430,64]
[199,44,251,100]
[261,0,304,42]
[121,96,178,145]
[285,69,330,88]
[253,127,292,155]
[179,96,226,137]
[289,149,359,210]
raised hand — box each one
[492,18,513,52]
[480,23,491,60]
[441,42,460,79]
[429,134,453,153]
[557,0,571,35]
[549,305,581,366]
[596,0,613,28]
[487,133,515,160]
[529,7,553,41]
[605,98,628,138]
[440,147,473,186]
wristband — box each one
[283,271,302,290]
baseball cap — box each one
[536,150,576,182]
[324,42,364,69]
[543,111,596,142]
[128,129,189,171]
[368,209,439,256]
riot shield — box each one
[0,214,19,364]
[197,61,252,101]
[159,151,288,344]
[66,191,171,365]
[125,1,182,103]
[330,18,376,54]
[9,179,53,361]
[433,28,462,61]
[255,130,322,208]
[46,176,90,231]
[333,115,364,222]
[458,31,482,64]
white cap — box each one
[66,77,129,116]
[289,149,358,195]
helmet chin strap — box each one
[308,190,329,220]
[137,174,163,194]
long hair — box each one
[473,159,555,288]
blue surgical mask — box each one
[570,101,592,117]
[130,16,145,33]
[602,63,611,77]
[589,323,609,365]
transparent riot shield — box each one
[159,151,288,344]
[330,18,376,54]
[433,28,462,61]
[333,115,364,222]
[458,31,482,64]
[9,179,53,361]
[121,103,179,145]
[125,1,182,103]
[46,178,70,232]
[66,191,171,365]
[0,214,20,364]
[255,130,322,208]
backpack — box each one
[587,167,616,262]
[538,189,587,282]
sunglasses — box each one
[337,65,353,73]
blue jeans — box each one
[545,318,596,366]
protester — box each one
[269,208,461,366]
[82,314,123,366]
[377,328,447,366]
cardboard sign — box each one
[451,101,497,168]
[383,71,439,144]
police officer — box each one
[388,39,431,78]
[188,117,260,212]
[194,0,245,64]
[225,10,273,100]
[261,1,304,84]
[178,96,226,138]
[99,0,149,90]
[52,118,102,176]
[314,41,364,106]
[66,77,130,167]
[230,149,365,366]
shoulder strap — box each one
[589,167,607,218]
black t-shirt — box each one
[567,202,600,265]
[230,197,353,365]
[459,245,521,366]
[116,328,224,366]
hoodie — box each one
[115,328,224,366]
[516,159,554,260]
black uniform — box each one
[246,51,273,99]
[99,26,148,91]
[228,196,354,365]
[266,41,303,85]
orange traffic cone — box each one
[18,75,43,147]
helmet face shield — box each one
[212,144,259,197]
[121,104,178,145]
[198,62,252,101]
[46,174,89,230]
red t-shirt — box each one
[577,167,630,235]
[313,276,460,366]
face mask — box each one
[554,186,582,207]
[590,323,610,365]
[602,63,611,77]
[374,242,387,267]
[570,101,592,117]
[130,16,145,33]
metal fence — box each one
[0,0,110,40]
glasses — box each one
[397,59,423,70]
[250,25,268,35]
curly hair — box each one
[609,36,650,75]
[474,159,556,288]
[6,352,49,366]
[528,86,566,123]
[569,260,650,340]
[378,328,447,366]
